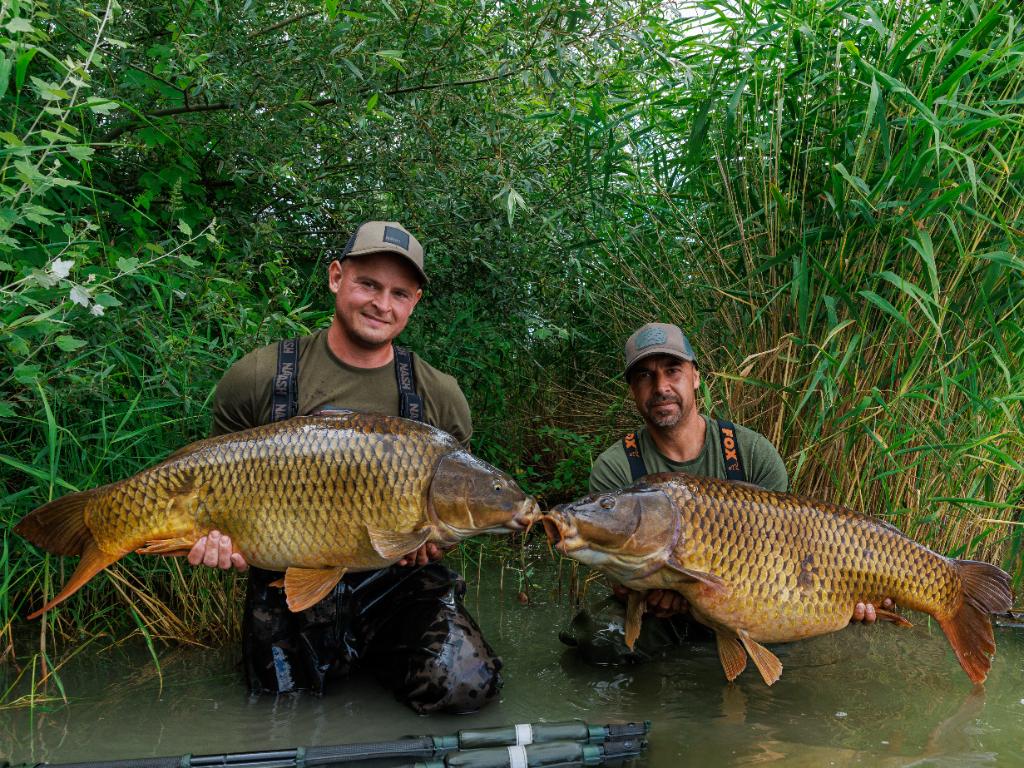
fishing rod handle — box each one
[457,720,650,749]
[414,738,647,768]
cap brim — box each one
[342,246,427,283]
[625,348,696,378]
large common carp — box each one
[16,411,539,619]
[538,472,1012,686]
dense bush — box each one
[2,0,1020,675]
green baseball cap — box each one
[338,221,426,283]
[624,322,697,379]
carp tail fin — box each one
[14,489,101,556]
[26,540,119,619]
[16,488,124,619]
[938,559,1013,685]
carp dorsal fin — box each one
[716,632,748,681]
[737,628,782,685]
[665,558,727,591]
[624,590,646,650]
[366,525,432,561]
[284,566,347,612]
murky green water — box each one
[3,552,1023,767]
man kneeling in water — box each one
[560,322,891,663]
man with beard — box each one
[561,322,888,664]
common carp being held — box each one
[16,411,540,619]
[538,472,1013,686]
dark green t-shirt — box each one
[212,328,472,445]
[589,415,788,493]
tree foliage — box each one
[1,0,1021,654]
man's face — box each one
[328,253,423,349]
[628,355,701,430]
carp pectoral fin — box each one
[716,633,747,682]
[136,536,198,557]
[665,558,727,591]
[624,590,646,650]
[27,540,120,620]
[737,629,782,686]
[283,566,347,612]
[875,609,913,628]
[366,526,432,561]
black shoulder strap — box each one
[716,419,746,482]
[271,338,299,422]
[622,432,647,482]
[393,345,424,422]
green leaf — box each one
[85,97,118,114]
[55,335,87,352]
[67,144,95,161]
[0,56,11,101]
[0,402,15,418]
[116,256,140,273]
[974,251,1024,272]
[905,231,939,302]
[94,292,122,307]
[859,290,911,328]
[178,219,192,236]
[5,17,36,33]
[30,76,69,101]
[15,47,39,91]
[13,364,41,384]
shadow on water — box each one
[2,548,1022,767]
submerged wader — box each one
[242,342,503,713]
[560,421,745,665]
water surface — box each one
[3,553,1023,767]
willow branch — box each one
[99,67,528,143]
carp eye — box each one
[492,480,503,492]
[598,496,615,510]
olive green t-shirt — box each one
[589,415,788,493]
[212,328,472,446]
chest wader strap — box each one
[272,338,299,422]
[622,432,647,482]
[393,345,424,422]
[716,419,746,483]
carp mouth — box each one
[509,499,543,532]
[534,509,578,555]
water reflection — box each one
[2,554,1022,767]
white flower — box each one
[90,304,105,316]
[50,258,74,279]
[69,285,91,307]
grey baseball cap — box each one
[624,322,697,379]
[338,221,426,283]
